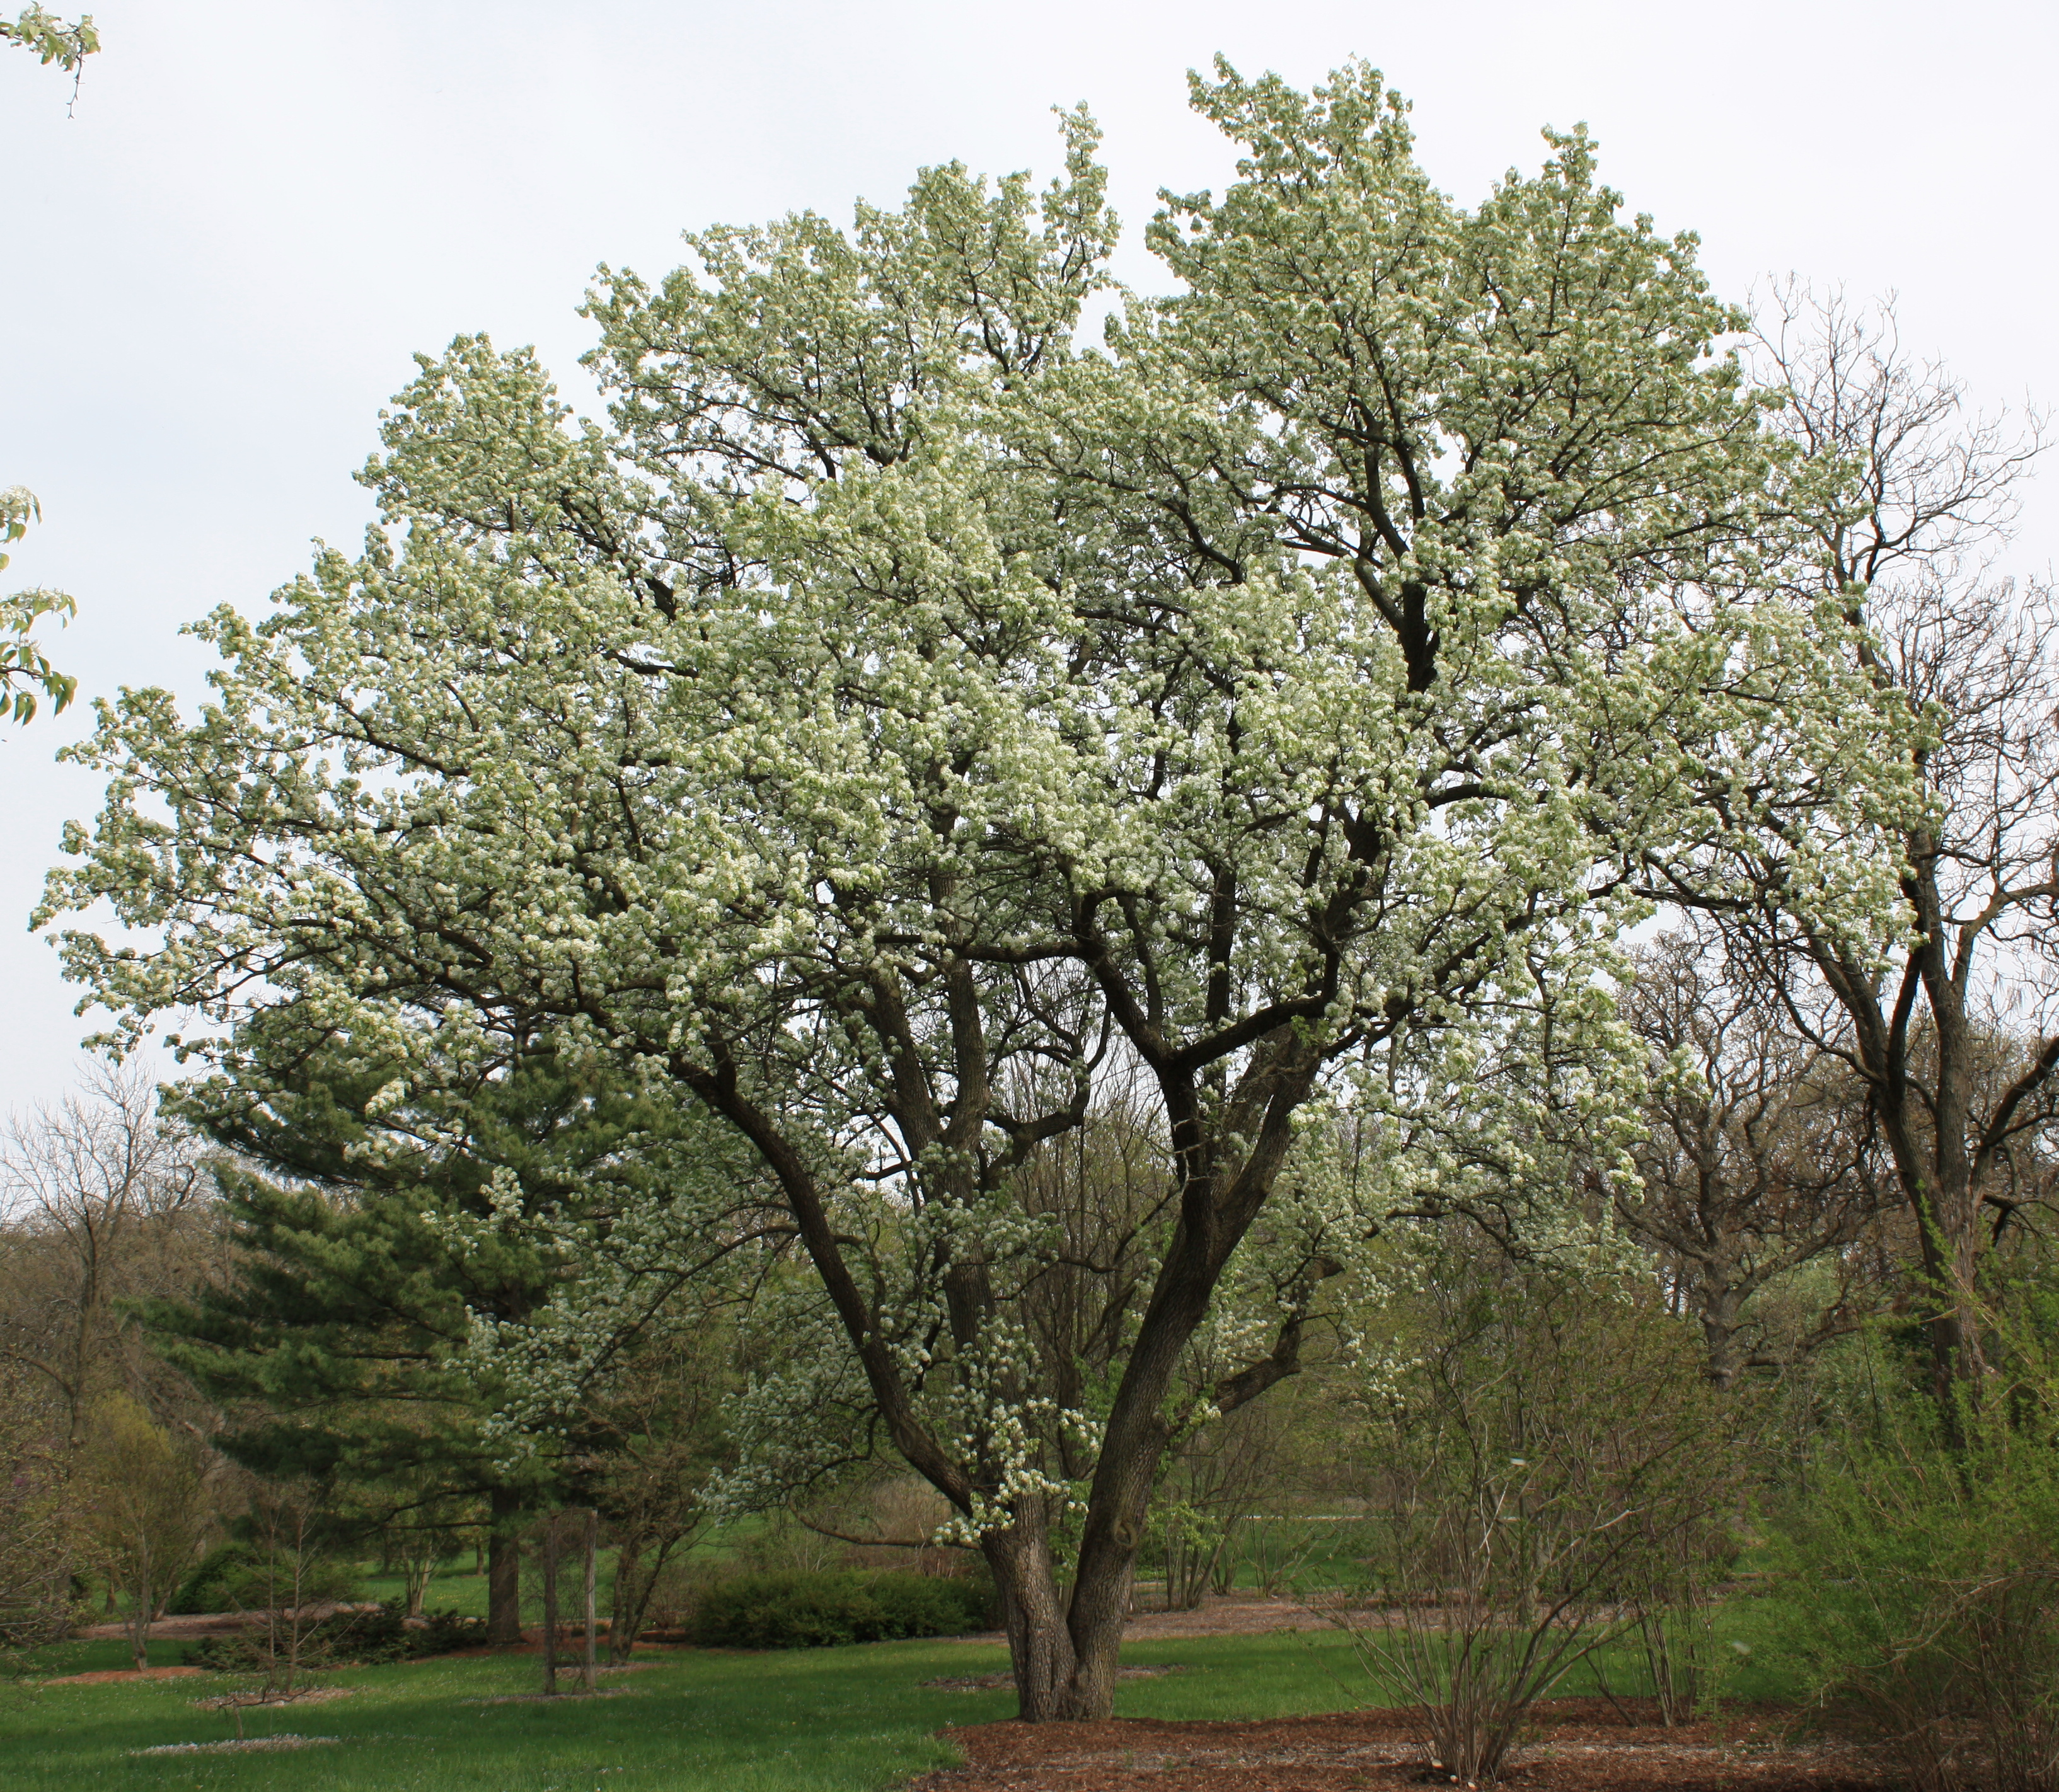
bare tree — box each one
[0,1063,214,1447]
[1644,284,2059,1404]
[0,1361,70,1655]
[1617,922,1891,1384]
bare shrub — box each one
[1329,1239,1752,1785]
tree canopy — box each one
[1,490,76,725]
[0,6,96,74]
[42,59,1919,1718]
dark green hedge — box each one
[686,1569,992,1650]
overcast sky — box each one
[3,0,2053,1113]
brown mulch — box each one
[906,1699,1894,1792]
[1120,1596,1327,1641]
[74,1604,383,1644]
[43,1665,208,1685]
[194,1686,357,1710]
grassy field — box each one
[4,1634,1014,1791]
[7,1597,1799,1791]
[0,1629,1406,1792]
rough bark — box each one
[581,1508,598,1692]
[486,1486,523,1646]
[539,1514,559,1696]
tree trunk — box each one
[540,1515,560,1696]
[486,1487,524,1645]
[1871,1074,1988,1427]
[980,1500,1145,1721]
[606,1532,643,1667]
[607,1529,685,1665]
[128,1531,151,1672]
[581,1508,598,1693]
[1699,1289,1745,1390]
[982,1517,1080,1721]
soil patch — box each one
[194,1686,356,1710]
[76,1605,379,1644]
[907,1699,1893,1792]
[1121,1596,1326,1641]
[43,1665,208,1685]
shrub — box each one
[686,1569,990,1650]
[186,1599,486,1669]
[170,1542,260,1614]
[1329,1239,1754,1785]
[1762,1318,2059,1792]
[170,1539,359,1615]
[330,1602,488,1663]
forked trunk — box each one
[606,1533,645,1666]
[981,1511,1138,1721]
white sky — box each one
[2,0,2054,1113]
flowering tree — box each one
[43,62,1908,1717]
[1,490,77,725]
[0,6,95,88]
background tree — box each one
[569,1319,734,1662]
[44,63,1912,1718]
[1642,286,2058,1406]
[0,1064,213,1448]
[1617,921,1891,1384]
[72,1392,209,1670]
[0,1358,69,1655]
[146,1015,767,1645]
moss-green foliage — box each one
[1756,1303,2059,1790]
[686,1570,991,1650]
[169,1542,360,1616]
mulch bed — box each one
[906,1699,1894,1791]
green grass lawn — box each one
[3,1600,1802,1792]
[2,1636,1015,1792]
[0,1626,1436,1792]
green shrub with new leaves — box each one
[1763,1297,2059,1792]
